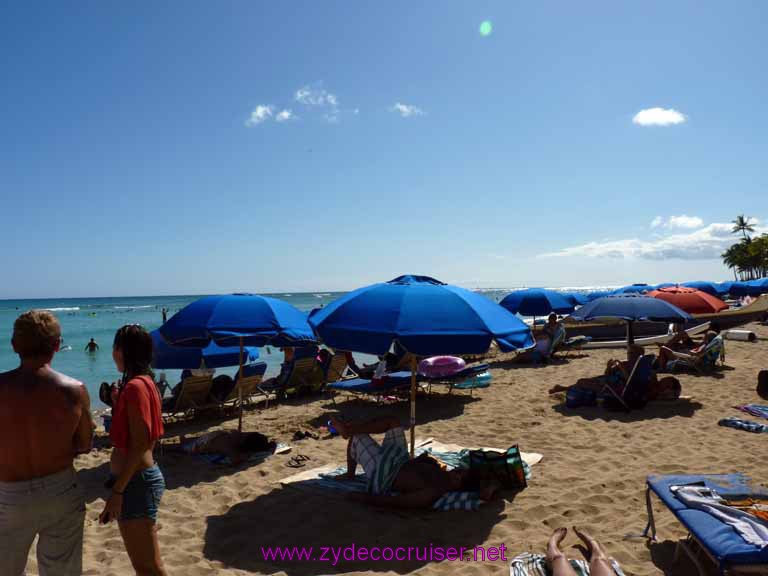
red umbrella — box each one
[647,286,728,314]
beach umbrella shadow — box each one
[551,399,703,422]
[203,485,507,575]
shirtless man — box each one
[85,337,99,352]
[0,310,95,576]
[331,416,499,509]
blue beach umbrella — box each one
[562,292,590,306]
[652,283,677,290]
[309,275,534,456]
[611,283,652,295]
[681,281,726,297]
[717,281,735,296]
[585,290,612,301]
[499,288,575,317]
[570,295,692,345]
[160,294,316,429]
[150,329,259,370]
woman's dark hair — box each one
[114,324,154,384]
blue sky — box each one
[1,1,766,298]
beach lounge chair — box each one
[601,354,655,411]
[324,353,355,384]
[420,364,492,395]
[265,357,326,401]
[668,334,725,375]
[220,362,269,407]
[643,473,768,575]
[162,374,214,421]
[327,371,413,403]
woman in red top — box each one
[99,325,166,575]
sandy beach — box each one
[22,322,767,576]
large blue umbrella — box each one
[562,291,590,306]
[730,278,768,297]
[500,288,575,317]
[652,283,678,290]
[681,281,726,297]
[309,275,534,456]
[150,329,259,370]
[160,294,316,429]
[570,295,692,345]
[717,281,735,296]
[585,290,612,301]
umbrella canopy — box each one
[652,283,677,290]
[730,278,768,297]
[309,275,534,457]
[647,286,728,314]
[150,329,259,370]
[611,283,652,295]
[159,293,316,431]
[562,291,590,306]
[499,288,575,317]
[570,295,692,345]
[681,281,727,297]
[309,275,535,356]
[717,281,735,296]
[585,290,612,301]
[159,294,316,348]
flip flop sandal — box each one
[287,456,307,468]
[303,431,319,440]
[294,454,310,462]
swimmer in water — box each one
[84,338,99,353]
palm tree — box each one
[731,215,755,240]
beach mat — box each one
[196,442,291,466]
[280,438,543,511]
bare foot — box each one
[573,526,608,562]
[545,527,568,565]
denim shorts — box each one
[120,465,165,522]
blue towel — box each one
[719,417,768,434]
[735,404,768,420]
[194,443,288,466]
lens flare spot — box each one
[479,20,493,37]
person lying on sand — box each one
[657,330,718,371]
[176,430,276,465]
[548,345,645,395]
[330,416,499,509]
[545,527,617,576]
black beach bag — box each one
[468,445,527,490]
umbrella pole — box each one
[627,321,635,347]
[410,355,417,459]
[238,337,244,432]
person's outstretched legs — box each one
[573,527,614,576]
[545,528,578,576]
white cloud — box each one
[245,105,274,127]
[650,215,704,230]
[275,109,296,123]
[632,107,687,126]
[391,102,424,118]
[295,85,338,108]
[542,221,768,261]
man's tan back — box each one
[0,310,93,576]
[0,368,84,482]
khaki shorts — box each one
[0,467,85,576]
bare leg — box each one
[118,519,166,576]
[546,528,578,576]
[573,527,614,576]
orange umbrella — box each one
[647,286,728,314]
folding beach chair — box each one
[643,473,768,575]
[601,354,655,411]
[324,353,355,384]
[669,335,725,375]
[162,375,214,421]
[220,362,269,408]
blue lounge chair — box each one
[327,371,413,403]
[643,473,768,575]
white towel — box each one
[672,485,768,548]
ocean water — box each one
[0,293,344,409]
[0,286,612,409]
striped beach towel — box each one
[718,418,768,434]
[735,404,768,420]
[510,552,625,576]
